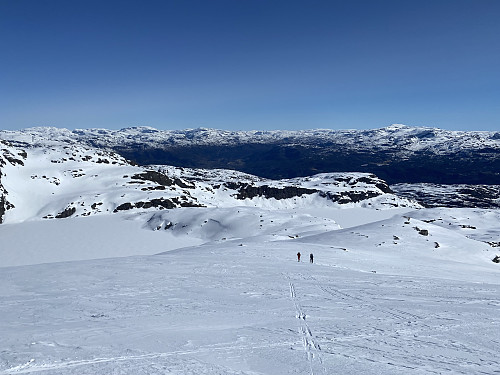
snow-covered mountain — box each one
[0,137,417,225]
[2,124,500,184]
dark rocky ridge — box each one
[223,182,318,200]
[0,140,24,223]
[0,192,6,224]
[319,190,382,205]
[112,173,397,214]
[0,169,5,223]
[113,197,203,213]
[221,180,390,205]
[131,170,194,189]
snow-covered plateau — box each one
[1,133,499,374]
[2,124,500,184]
[2,124,499,152]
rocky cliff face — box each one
[0,140,24,223]
[0,181,6,224]
[0,165,5,223]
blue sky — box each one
[1,0,499,131]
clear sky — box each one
[1,0,499,131]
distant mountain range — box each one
[2,124,499,185]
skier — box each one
[297,252,301,262]
[310,253,314,263]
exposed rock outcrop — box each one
[0,141,25,223]
[114,197,202,213]
[224,182,317,200]
[0,192,6,224]
[55,207,77,219]
[131,170,194,189]
[319,190,381,204]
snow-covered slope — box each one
[297,212,496,279]
[0,208,499,374]
[406,207,500,246]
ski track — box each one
[1,342,288,375]
[286,274,325,375]
[305,274,422,323]
[290,272,500,374]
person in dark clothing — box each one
[310,253,314,263]
[297,252,301,262]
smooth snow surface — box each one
[1,207,499,374]
[0,214,203,267]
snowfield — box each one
[1,206,499,374]
[1,135,499,374]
